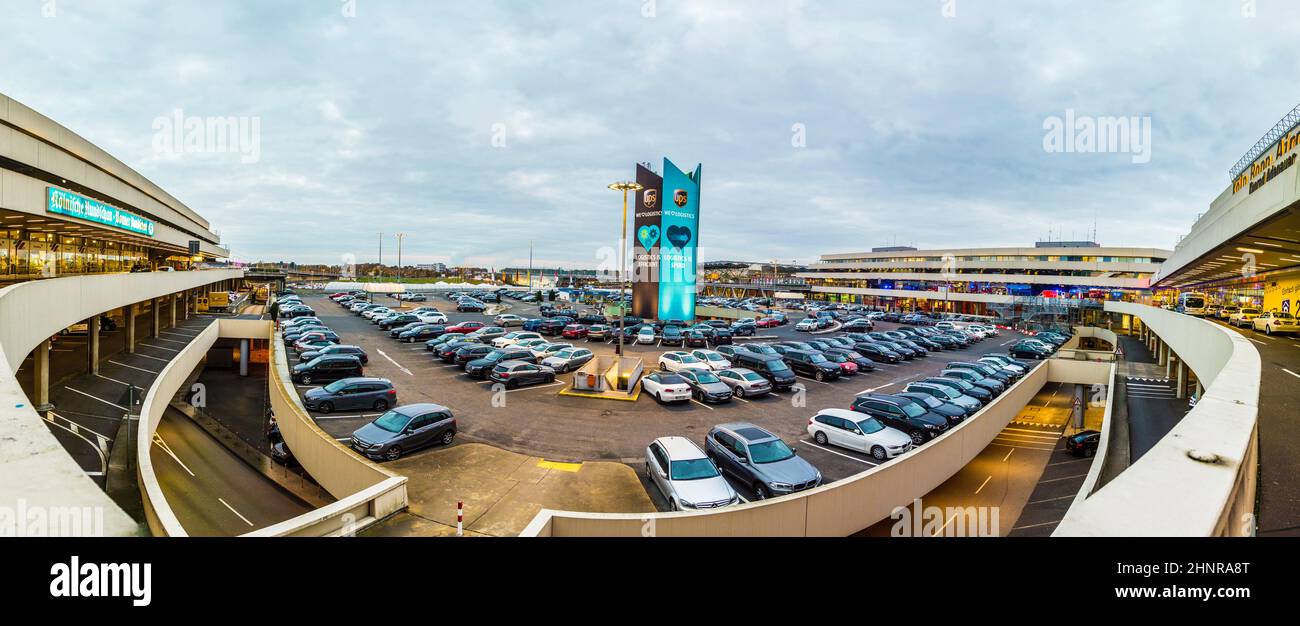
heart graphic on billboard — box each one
[637,225,659,251]
[666,225,692,248]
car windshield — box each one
[694,372,721,384]
[855,417,886,434]
[1277,312,1295,319]
[808,354,828,363]
[913,395,942,408]
[767,360,790,371]
[323,380,349,393]
[555,349,576,358]
[899,402,926,418]
[371,410,411,434]
[670,458,720,480]
[703,353,724,361]
[679,354,702,363]
[1242,309,1260,315]
[749,439,795,464]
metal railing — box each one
[1229,102,1300,180]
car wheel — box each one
[373,399,389,411]
[669,499,679,512]
[909,431,926,446]
[733,386,744,398]
[546,374,555,383]
[300,375,312,385]
[440,431,455,446]
[317,401,334,414]
[506,379,519,390]
[871,446,888,461]
[1266,326,1273,336]
[753,483,769,500]
[814,431,828,445]
[815,371,825,382]
[1084,447,1095,458]
[384,446,402,461]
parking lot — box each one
[285,292,1033,511]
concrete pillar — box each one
[1159,340,1168,367]
[1196,380,1204,398]
[33,339,51,411]
[151,298,160,338]
[124,304,136,354]
[1166,354,1174,379]
[170,294,178,328]
[239,339,250,377]
[88,316,100,374]
[1176,359,1188,399]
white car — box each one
[514,338,550,350]
[419,312,449,324]
[689,349,732,371]
[658,351,711,373]
[542,347,595,373]
[637,326,657,344]
[640,372,694,403]
[362,307,391,320]
[795,318,818,332]
[645,436,738,511]
[493,331,542,348]
[1229,308,1262,328]
[530,342,573,360]
[806,408,913,461]
[1252,311,1300,335]
[494,314,526,327]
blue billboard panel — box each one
[657,158,701,321]
[47,187,155,237]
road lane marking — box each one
[95,373,136,388]
[797,440,878,466]
[859,382,894,394]
[375,349,414,376]
[1048,458,1091,467]
[974,475,993,495]
[218,498,255,527]
[1002,448,1015,462]
[131,352,174,363]
[1027,494,1077,505]
[139,342,179,353]
[151,434,195,477]
[1282,368,1300,380]
[64,387,128,411]
[150,337,190,346]
[109,360,159,374]
[1248,338,1268,346]
[690,399,715,410]
[505,381,565,393]
[1037,473,1088,484]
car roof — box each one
[337,377,391,385]
[714,422,776,443]
[654,436,707,459]
[393,403,450,416]
[817,408,868,421]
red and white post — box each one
[456,500,463,537]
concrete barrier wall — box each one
[1069,363,1119,506]
[0,269,242,537]
[137,321,220,537]
[266,331,408,519]
[522,362,1050,537]
[1054,302,1260,536]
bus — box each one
[1178,292,1209,316]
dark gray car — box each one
[303,377,396,413]
[350,403,457,461]
[705,423,821,499]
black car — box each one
[1065,430,1101,457]
[841,318,874,332]
[538,319,567,336]
[661,325,685,346]
[949,361,1013,385]
[464,347,537,379]
[850,393,949,446]
[577,314,607,325]
[298,344,369,364]
[710,328,734,345]
[454,344,495,368]
[683,329,709,347]
[283,326,331,343]
[399,324,446,343]
[1009,342,1053,360]
[733,353,797,391]
[291,355,364,385]
[782,349,841,382]
[897,391,967,427]
[437,340,481,362]
[854,342,901,363]
[730,323,756,337]
[379,314,422,331]
[922,376,992,403]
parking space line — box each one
[797,440,878,466]
[974,475,993,495]
[690,399,714,410]
[1037,473,1088,484]
[1282,368,1300,380]
[64,387,129,411]
[314,413,382,420]
[95,373,135,388]
[150,336,190,346]
[987,441,1056,451]
[108,359,158,374]
[131,352,174,363]
[375,349,413,376]
[218,498,255,527]
[795,376,831,385]
[139,342,179,353]
[505,382,565,393]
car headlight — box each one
[677,498,694,508]
[770,482,792,490]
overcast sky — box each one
[3,0,1298,268]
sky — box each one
[3,0,1299,269]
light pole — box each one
[377,232,384,283]
[395,233,406,306]
[609,181,643,374]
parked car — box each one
[350,404,457,461]
[1009,341,1053,360]
[493,331,543,348]
[446,321,487,335]
[1253,310,1300,335]
[689,349,732,371]
[849,393,950,446]
[291,354,364,385]
[732,353,797,391]
[637,326,657,344]
[494,314,527,327]
[561,324,590,339]
[783,349,842,382]
[795,318,818,332]
[487,361,557,389]
[453,344,495,368]
[904,381,981,414]
[806,408,912,461]
[658,351,711,373]
[897,391,968,426]
[587,325,612,341]
[465,347,537,379]
[1229,307,1261,328]
[1065,430,1102,457]
[714,368,773,398]
[303,377,396,413]
[676,369,735,403]
[641,372,693,403]
[541,347,595,373]
[921,376,992,403]
[941,368,1005,395]
[398,324,446,343]
[645,436,738,511]
[661,325,685,346]
[298,344,369,364]
[705,423,821,499]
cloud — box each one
[1,0,1296,266]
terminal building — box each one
[796,242,1171,326]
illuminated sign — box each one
[656,158,701,322]
[46,187,155,237]
[1233,128,1300,195]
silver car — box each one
[714,368,772,398]
[645,436,738,511]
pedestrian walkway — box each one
[1115,333,1188,463]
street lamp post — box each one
[609,181,643,382]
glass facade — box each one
[0,228,149,279]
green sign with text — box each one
[47,187,155,237]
